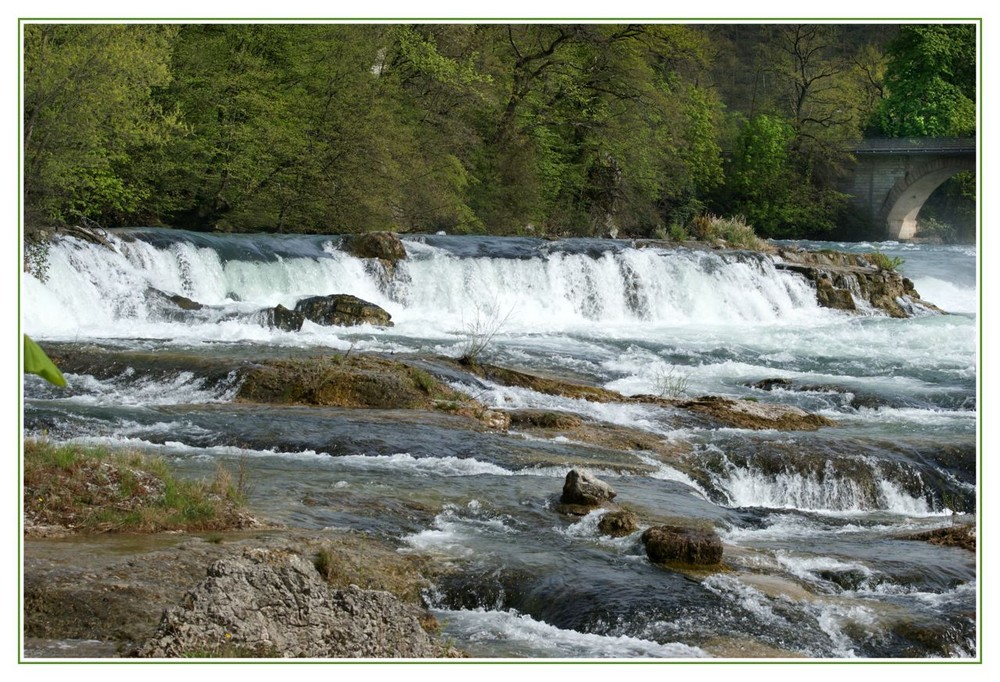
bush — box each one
[867,251,905,271]
[687,214,768,251]
[459,302,513,366]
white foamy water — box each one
[433,607,708,658]
[22,230,978,660]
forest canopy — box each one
[22,22,977,240]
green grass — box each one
[23,439,252,534]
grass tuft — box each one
[688,214,770,251]
[23,439,254,534]
[866,251,905,271]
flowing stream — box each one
[22,229,977,658]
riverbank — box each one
[22,440,462,658]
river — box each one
[22,229,978,659]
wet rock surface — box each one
[774,248,941,318]
[905,524,976,552]
[597,510,638,537]
[293,293,393,327]
[560,468,617,507]
[676,395,834,431]
[641,525,724,567]
[340,231,407,264]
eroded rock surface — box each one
[136,548,438,658]
[677,396,834,431]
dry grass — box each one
[689,214,771,252]
[23,439,256,535]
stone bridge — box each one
[842,137,975,239]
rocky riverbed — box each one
[22,229,977,659]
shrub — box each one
[867,251,905,271]
[459,301,513,366]
[687,214,769,251]
[654,367,691,398]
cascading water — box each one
[22,228,977,659]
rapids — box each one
[22,229,977,659]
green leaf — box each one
[24,335,67,387]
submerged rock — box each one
[598,510,638,537]
[135,548,438,658]
[294,294,393,327]
[641,525,723,567]
[677,396,833,431]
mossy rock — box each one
[237,356,457,409]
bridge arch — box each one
[881,156,975,239]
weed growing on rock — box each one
[867,250,905,271]
[654,367,691,398]
[459,301,513,366]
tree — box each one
[23,24,181,225]
[874,24,976,137]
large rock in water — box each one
[135,548,439,658]
[294,294,393,327]
[341,232,407,264]
[264,304,305,332]
[561,468,617,507]
[641,525,723,567]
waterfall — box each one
[24,229,827,342]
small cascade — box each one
[694,445,966,515]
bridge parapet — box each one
[846,137,976,155]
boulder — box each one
[144,288,204,319]
[294,294,393,327]
[268,304,305,332]
[560,468,617,507]
[641,525,723,567]
[598,510,638,538]
[135,548,439,658]
[341,232,407,264]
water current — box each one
[22,229,978,659]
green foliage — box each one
[874,24,976,137]
[22,23,946,239]
[715,113,847,238]
[23,25,181,225]
[668,224,689,242]
[867,251,905,271]
[24,336,66,387]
